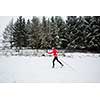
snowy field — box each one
[0,53,100,83]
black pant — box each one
[53,57,63,68]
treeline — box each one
[2,16,100,52]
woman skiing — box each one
[48,47,63,68]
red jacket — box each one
[48,48,58,57]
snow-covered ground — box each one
[0,53,100,83]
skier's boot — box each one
[61,64,64,68]
[52,66,54,68]
[52,63,55,68]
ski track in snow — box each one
[0,53,100,83]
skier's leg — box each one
[56,57,63,66]
[52,57,56,68]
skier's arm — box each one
[48,51,53,54]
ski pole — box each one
[59,58,76,72]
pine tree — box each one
[31,16,41,49]
[65,16,79,51]
[2,19,14,49]
[13,16,27,50]
[25,19,32,49]
[40,17,52,49]
[87,16,100,52]
[55,16,66,49]
[50,16,59,48]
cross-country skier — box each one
[48,47,63,68]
